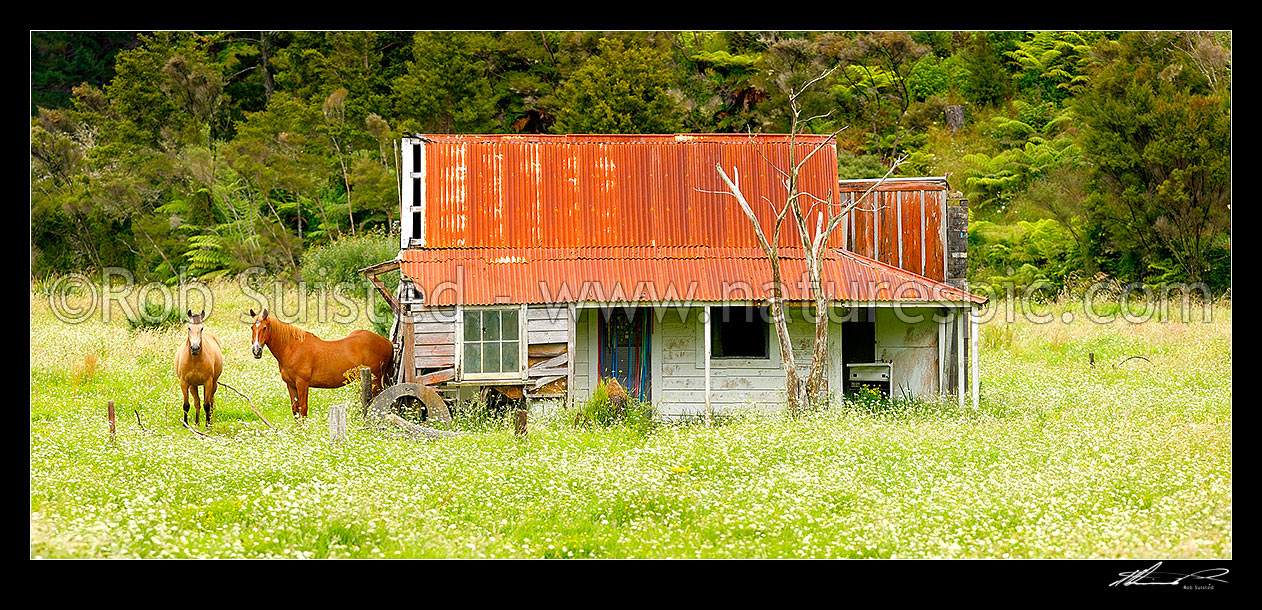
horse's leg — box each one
[204,378,217,428]
[181,381,191,425]
[191,385,202,425]
[285,382,299,418]
[296,379,311,419]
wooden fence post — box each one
[360,368,373,418]
[107,400,116,443]
[329,402,347,444]
[514,407,528,437]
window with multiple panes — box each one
[462,308,521,378]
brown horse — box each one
[174,310,224,427]
[248,309,393,418]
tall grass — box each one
[29,282,1231,558]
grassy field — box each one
[29,280,1232,558]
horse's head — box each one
[186,309,206,356]
[248,308,270,359]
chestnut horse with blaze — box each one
[248,309,394,418]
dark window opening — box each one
[711,306,770,359]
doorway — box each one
[598,308,652,401]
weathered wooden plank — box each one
[412,309,458,324]
[527,365,567,379]
[385,413,463,441]
[528,353,568,372]
[526,315,568,333]
[416,343,455,357]
[415,332,456,346]
[528,343,567,358]
[415,321,456,334]
[416,355,456,368]
[527,306,568,321]
[419,368,455,385]
[651,388,786,405]
[528,329,567,344]
[675,374,788,392]
[533,374,565,390]
[660,349,697,363]
[401,318,415,384]
[566,303,576,410]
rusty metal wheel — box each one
[365,382,452,425]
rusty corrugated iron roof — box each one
[410,133,843,250]
[398,246,984,306]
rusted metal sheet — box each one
[924,189,944,280]
[838,177,949,281]
[408,134,843,251]
[399,246,983,307]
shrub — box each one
[125,298,183,331]
[299,229,399,298]
[300,230,400,336]
[837,152,889,180]
[575,378,655,433]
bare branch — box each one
[793,126,848,176]
[793,65,839,98]
[715,163,776,256]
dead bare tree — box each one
[714,162,805,414]
[795,153,905,406]
[714,62,906,415]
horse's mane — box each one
[269,316,311,344]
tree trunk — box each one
[945,105,965,132]
[767,253,804,415]
[260,31,275,101]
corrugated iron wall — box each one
[406,134,842,251]
[839,177,952,283]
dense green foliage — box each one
[30,31,1231,293]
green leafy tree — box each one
[822,31,928,160]
[393,31,502,133]
[31,32,138,113]
[669,31,765,132]
[961,33,1013,107]
[552,37,683,134]
[1006,31,1094,106]
[1075,32,1231,288]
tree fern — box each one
[1006,31,1093,105]
[184,232,232,278]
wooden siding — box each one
[651,307,838,419]
[402,302,947,412]
[874,307,941,398]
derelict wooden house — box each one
[364,134,984,418]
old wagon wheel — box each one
[366,382,452,425]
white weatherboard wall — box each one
[646,307,841,418]
[423,303,947,414]
[572,307,594,397]
[874,307,942,398]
